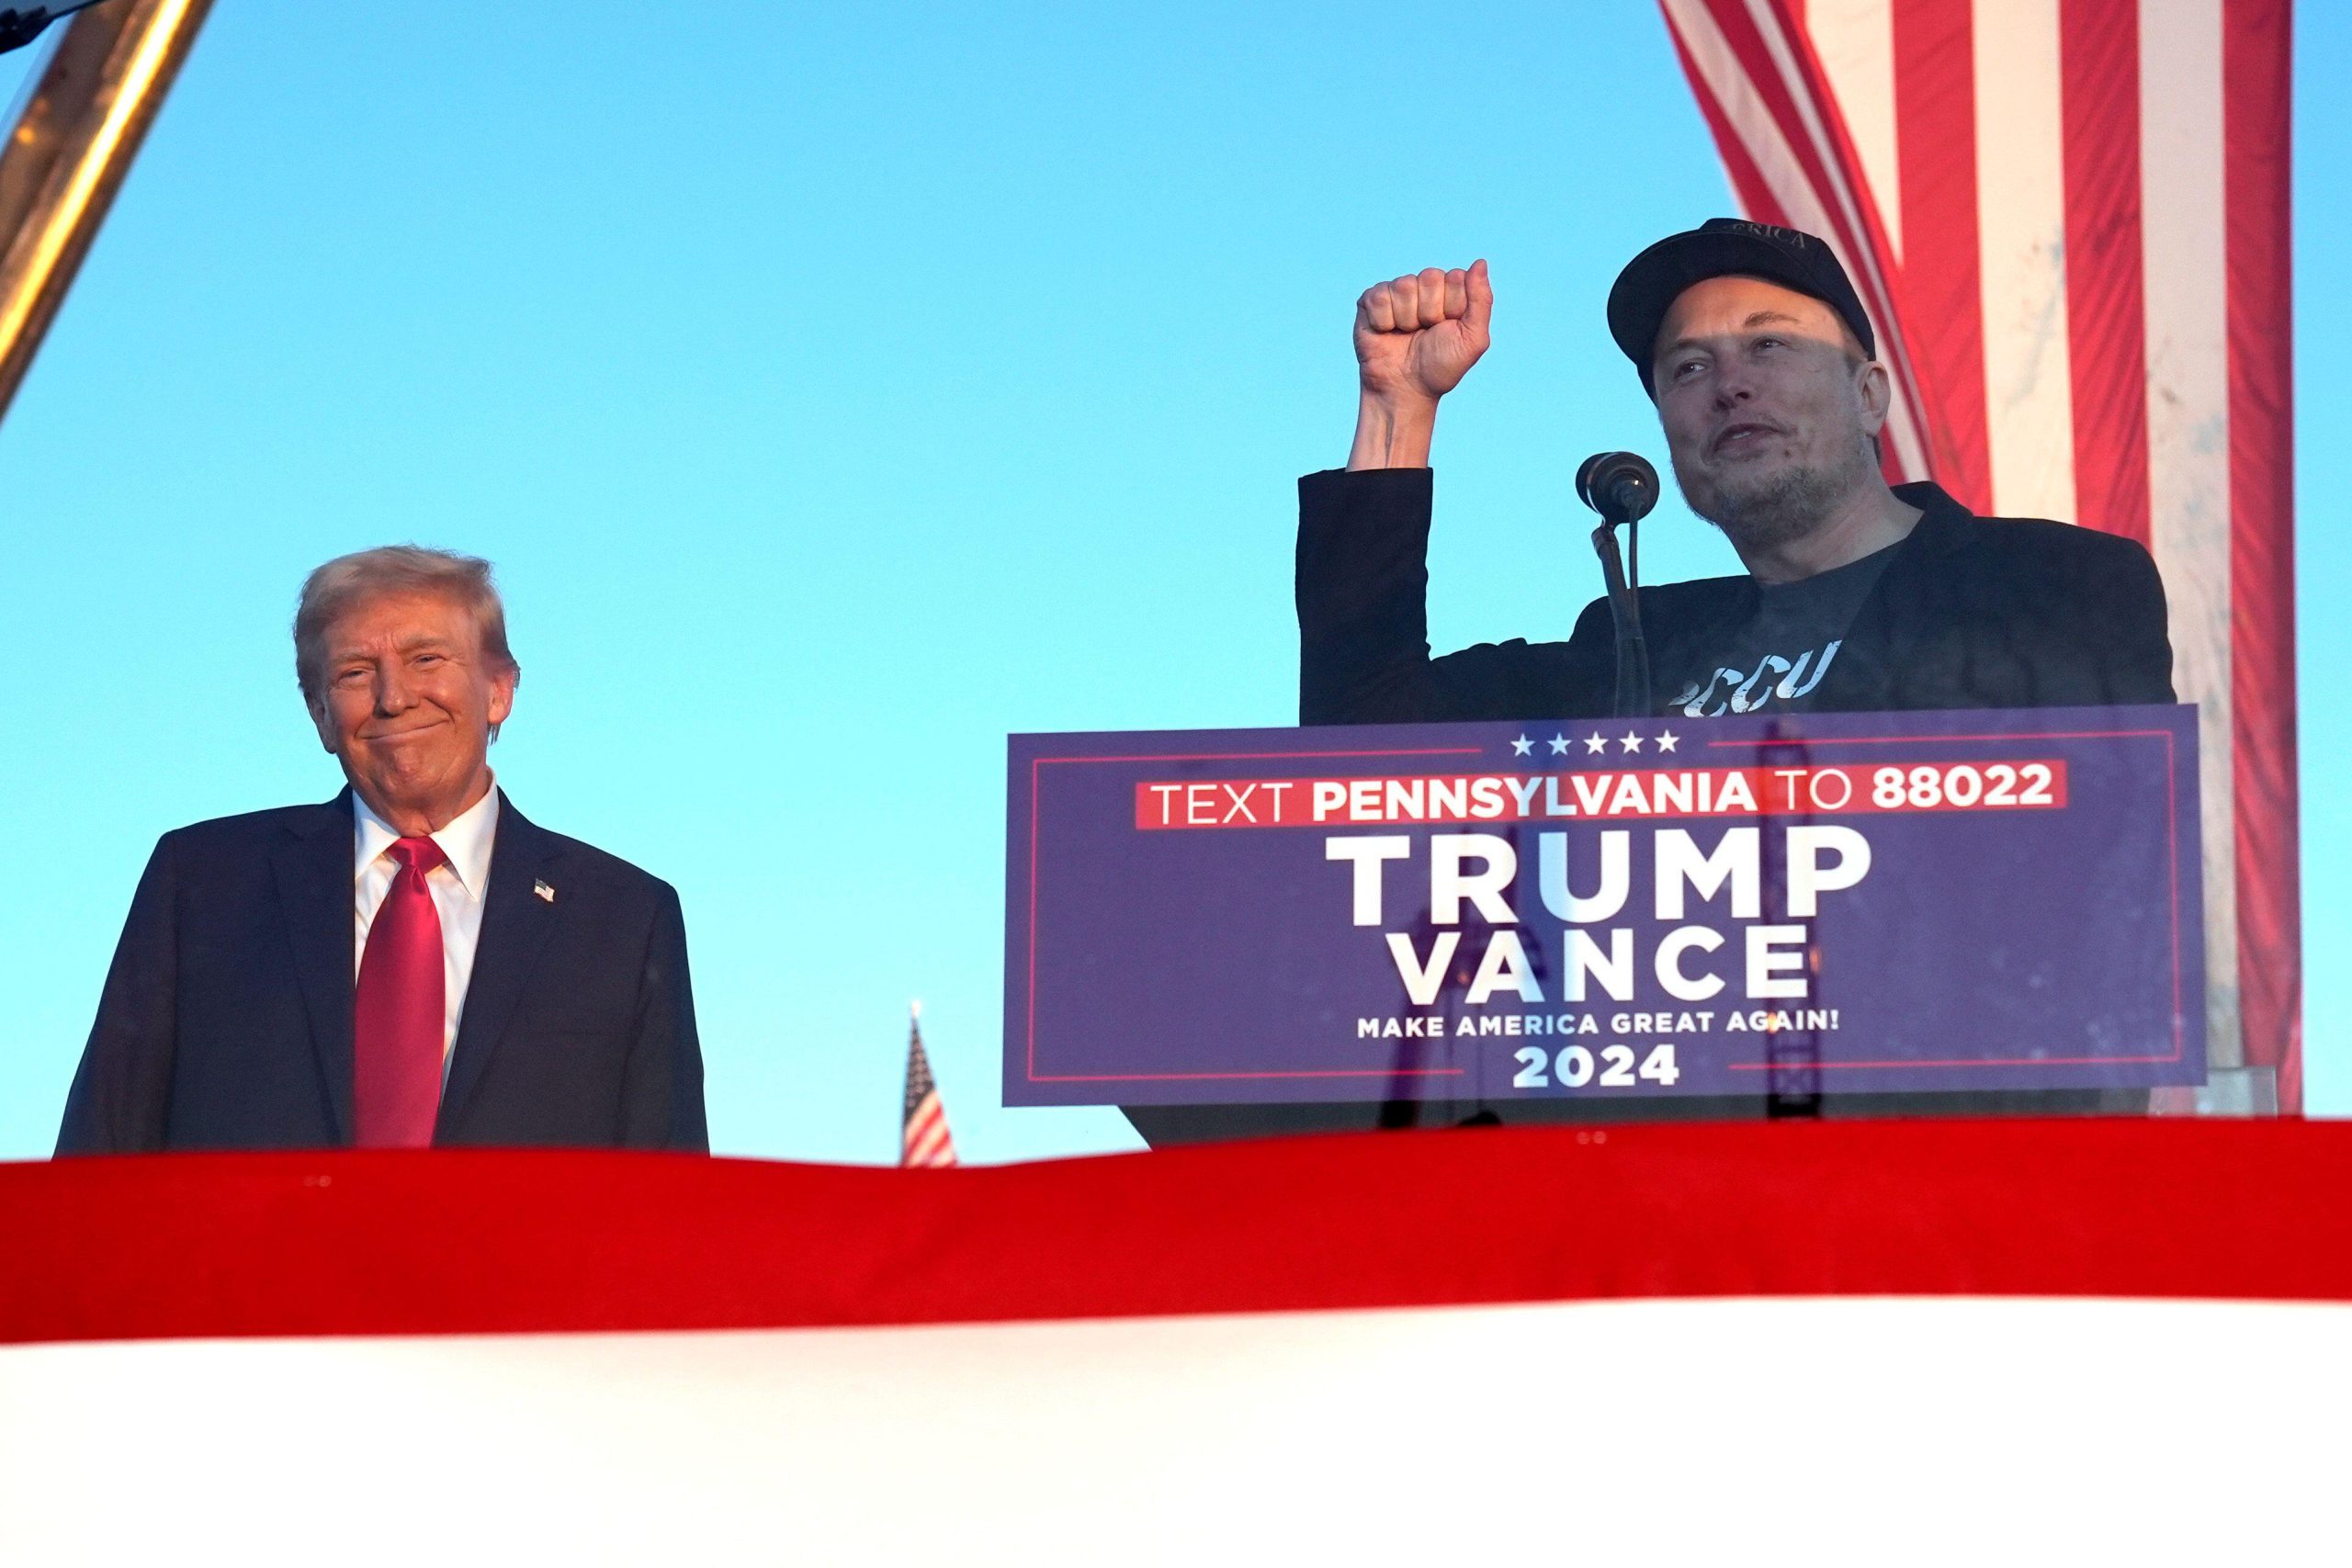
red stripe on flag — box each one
[2057,0,2152,547]
[1890,0,1991,510]
[2222,0,2301,1111]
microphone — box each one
[1576,450,1659,525]
[1576,451,1657,718]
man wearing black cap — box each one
[1295,220,2174,725]
[1117,222,2175,1149]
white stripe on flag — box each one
[2138,0,2238,1066]
[1804,0,1903,261]
[1971,0,2078,523]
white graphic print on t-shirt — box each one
[1669,640,1841,717]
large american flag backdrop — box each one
[1657,0,2299,1109]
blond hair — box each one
[293,545,517,705]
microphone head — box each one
[1577,450,1659,524]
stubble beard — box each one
[1676,440,1875,555]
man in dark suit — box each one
[1125,220,2174,1150]
[57,547,707,1155]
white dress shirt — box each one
[353,782,501,1063]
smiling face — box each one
[1649,275,1887,551]
[307,589,515,833]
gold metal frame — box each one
[0,0,212,423]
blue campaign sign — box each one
[1003,706,2205,1107]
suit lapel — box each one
[1815,570,1904,711]
[437,794,565,1138]
[271,791,358,1144]
[1812,490,1970,712]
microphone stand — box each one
[1590,516,1650,719]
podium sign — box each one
[1004,707,2204,1106]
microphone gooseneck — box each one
[1577,451,1658,719]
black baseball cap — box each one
[1608,218,1874,398]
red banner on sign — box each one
[1135,761,2069,829]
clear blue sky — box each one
[0,2,2340,1163]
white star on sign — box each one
[1655,730,1679,753]
[1584,732,1609,755]
[1510,734,1533,756]
[1548,734,1570,755]
[1621,732,1645,753]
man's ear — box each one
[1852,356,1893,436]
[487,662,518,739]
[306,694,338,755]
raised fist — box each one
[1354,259,1493,407]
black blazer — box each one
[57,790,707,1155]
[1296,468,2175,723]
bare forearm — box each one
[1347,390,1440,470]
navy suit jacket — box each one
[57,790,708,1155]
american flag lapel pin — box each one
[533,880,555,904]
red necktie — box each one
[354,836,450,1148]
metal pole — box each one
[0,0,213,425]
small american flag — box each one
[900,1001,957,1168]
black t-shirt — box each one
[1660,542,1899,717]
